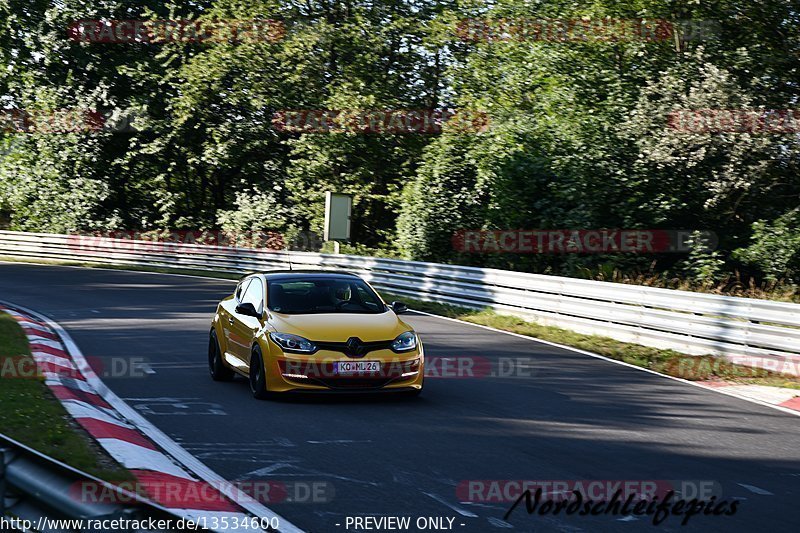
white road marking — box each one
[17,322,53,335]
[44,375,96,393]
[241,462,379,486]
[460,502,504,510]
[123,396,202,401]
[307,440,373,444]
[737,483,773,495]
[122,397,227,415]
[411,310,800,418]
[145,363,205,369]
[422,491,478,518]
[31,352,76,370]
[133,362,156,374]
[26,338,64,350]
[241,463,300,477]
[99,439,196,480]
[27,334,60,344]
[61,399,131,427]
[185,439,296,449]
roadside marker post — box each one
[324,191,352,254]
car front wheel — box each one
[209,330,234,381]
[249,346,272,400]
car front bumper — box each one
[263,345,425,393]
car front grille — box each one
[314,339,394,358]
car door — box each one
[218,278,250,367]
[228,276,265,368]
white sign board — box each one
[324,192,352,241]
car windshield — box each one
[267,278,386,315]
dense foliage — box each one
[1,0,798,286]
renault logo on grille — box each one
[345,337,367,358]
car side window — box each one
[242,277,264,311]
[236,279,251,302]
[356,285,381,311]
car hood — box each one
[267,311,410,342]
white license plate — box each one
[335,361,381,375]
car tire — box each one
[209,330,234,382]
[249,346,272,400]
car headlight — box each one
[391,331,417,352]
[269,332,317,354]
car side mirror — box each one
[235,302,262,319]
[391,301,408,314]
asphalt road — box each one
[1,262,799,533]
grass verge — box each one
[384,293,800,391]
[0,311,133,481]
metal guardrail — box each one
[0,230,798,366]
[0,432,182,532]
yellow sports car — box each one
[209,271,424,398]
